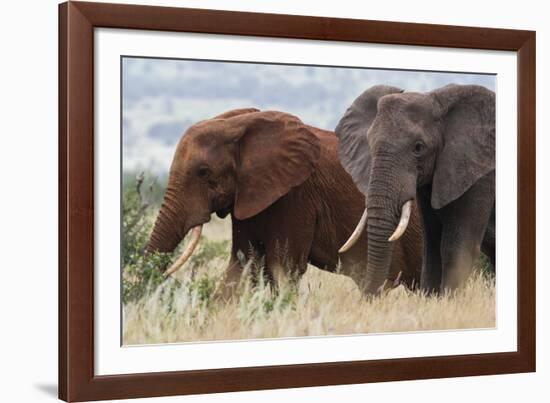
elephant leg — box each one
[388,242,418,289]
[392,210,424,289]
[338,257,368,293]
[265,243,310,290]
[217,258,245,301]
[217,220,264,300]
[481,206,496,271]
[338,228,370,293]
[264,226,314,290]
[417,188,443,293]
[440,224,483,291]
[440,173,494,291]
[481,234,496,271]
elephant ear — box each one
[225,111,321,220]
[430,84,495,209]
[212,108,259,119]
[335,85,403,195]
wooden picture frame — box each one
[59,1,536,401]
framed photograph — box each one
[59,1,536,401]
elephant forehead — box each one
[378,92,434,116]
[172,128,224,163]
[367,115,427,150]
[373,95,436,135]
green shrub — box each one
[123,252,172,303]
[188,276,216,305]
[121,172,233,305]
[122,172,171,303]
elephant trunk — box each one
[364,207,396,294]
[146,184,204,277]
[145,186,187,255]
[362,157,403,295]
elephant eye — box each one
[197,166,211,179]
[413,141,425,156]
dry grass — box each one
[123,222,495,345]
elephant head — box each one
[336,84,495,294]
[146,108,320,276]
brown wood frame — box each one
[59,1,536,401]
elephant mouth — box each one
[216,207,231,218]
[339,199,413,253]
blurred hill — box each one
[122,57,495,174]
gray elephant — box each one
[335,84,495,294]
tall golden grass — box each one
[123,217,495,345]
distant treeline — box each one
[122,170,167,209]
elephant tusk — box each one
[163,225,203,278]
[388,200,412,242]
[339,208,368,253]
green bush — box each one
[123,252,172,304]
[121,172,232,305]
[122,172,171,303]
[188,276,216,305]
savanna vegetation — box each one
[122,172,495,345]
